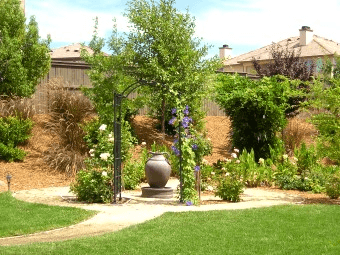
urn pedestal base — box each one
[141,187,174,199]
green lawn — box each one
[2,204,340,254]
[0,192,96,238]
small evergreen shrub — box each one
[0,143,26,161]
[0,116,33,161]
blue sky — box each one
[25,0,340,59]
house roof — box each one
[225,35,340,66]
[50,43,109,60]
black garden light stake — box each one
[6,173,12,191]
[112,80,156,204]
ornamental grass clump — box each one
[0,96,36,120]
[43,79,94,175]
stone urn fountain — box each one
[141,152,174,198]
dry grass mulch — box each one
[0,114,339,206]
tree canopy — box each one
[125,0,221,133]
[0,0,51,98]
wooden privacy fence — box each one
[31,61,226,116]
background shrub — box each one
[214,74,291,160]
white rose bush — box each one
[70,119,116,203]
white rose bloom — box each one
[211,172,215,175]
[283,154,288,160]
[100,153,110,161]
[202,159,209,165]
[258,158,265,164]
[225,172,230,176]
[99,124,107,131]
[141,142,146,146]
[234,148,239,153]
[102,171,108,176]
[108,137,114,142]
[89,149,95,157]
[236,160,241,164]
[207,186,214,191]
[231,153,237,158]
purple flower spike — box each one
[169,117,176,125]
[171,108,177,115]
[174,139,178,144]
[194,165,200,171]
[186,201,193,206]
[192,144,198,150]
[171,146,180,156]
[182,121,189,129]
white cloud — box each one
[195,0,340,51]
[26,0,129,44]
[25,0,340,56]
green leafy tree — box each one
[0,0,51,98]
[125,0,221,134]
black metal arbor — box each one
[112,80,155,203]
[112,80,185,203]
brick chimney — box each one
[219,44,232,59]
[21,0,25,15]
[299,26,313,46]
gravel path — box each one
[0,179,303,246]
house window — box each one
[316,58,323,73]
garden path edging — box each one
[0,179,303,246]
